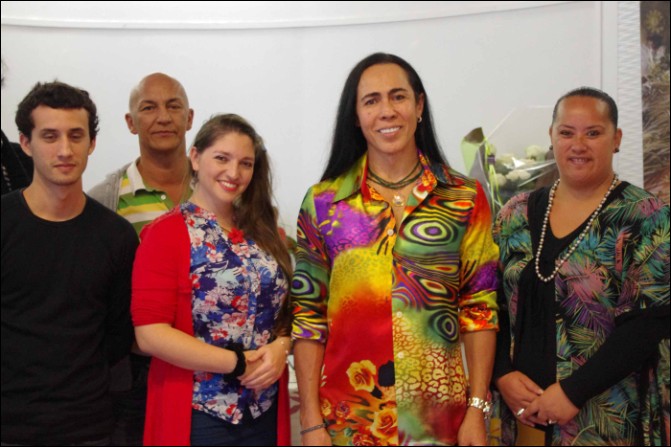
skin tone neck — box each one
[554,170,616,202]
[136,149,190,203]
[367,147,419,180]
[23,174,87,221]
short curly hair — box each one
[15,81,99,141]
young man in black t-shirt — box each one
[1,81,138,445]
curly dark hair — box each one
[15,81,99,141]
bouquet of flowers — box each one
[461,107,558,217]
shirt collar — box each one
[331,151,461,203]
[125,158,154,195]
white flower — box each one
[506,169,532,182]
[525,145,547,161]
[495,173,508,187]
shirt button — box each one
[396,311,403,318]
[387,228,394,236]
[397,351,405,359]
[160,194,167,200]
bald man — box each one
[89,72,194,232]
[88,73,195,445]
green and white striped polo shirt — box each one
[117,160,192,235]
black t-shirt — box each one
[1,190,138,444]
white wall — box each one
[1,1,613,232]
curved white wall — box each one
[2,1,621,231]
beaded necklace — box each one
[534,174,619,283]
[367,159,421,190]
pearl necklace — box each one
[534,174,619,283]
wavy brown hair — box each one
[190,114,293,336]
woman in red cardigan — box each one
[131,114,292,446]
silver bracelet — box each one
[300,422,328,435]
[467,396,492,417]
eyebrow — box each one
[212,150,254,161]
[557,124,606,129]
[39,127,86,134]
[360,87,409,101]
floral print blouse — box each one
[184,202,288,424]
[493,183,670,445]
[291,153,499,445]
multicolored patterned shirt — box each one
[183,202,289,424]
[493,183,670,446]
[291,153,499,445]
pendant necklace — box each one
[534,174,619,283]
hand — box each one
[524,382,578,426]
[239,339,288,392]
[301,428,331,446]
[495,371,544,427]
[457,407,487,446]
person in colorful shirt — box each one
[493,87,670,445]
[291,52,499,446]
[88,72,195,445]
[131,114,292,446]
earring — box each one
[614,147,620,153]
[417,116,423,124]
[549,145,553,151]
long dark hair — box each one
[321,52,448,181]
[190,114,292,335]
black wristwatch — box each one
[223,344,246,381]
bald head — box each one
[128,73,189,112]
[125,72,194,154]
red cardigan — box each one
[132,208,291,446]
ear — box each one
[125,113,138,135]
[186,109,195,131]
[88,138,97,156]
[19,133,33,158]
[415,92,425,119]
[613,128,623,153]
[188,146,200,172]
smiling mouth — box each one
[378,127,400,134]
[219,180,238,191]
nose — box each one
[379,98,397,119]
[56,136,75,158]
[156,105,172,123]
[228,162,242,180]
[570,134,588,150]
